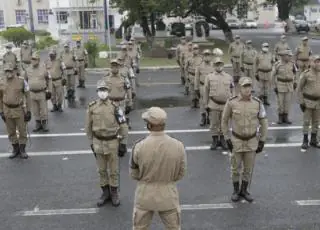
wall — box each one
[304,4,320,21]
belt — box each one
[77,59,84,61]
[303,93,320,101]
[232,56,240,58]
[210,97,226,105]
[188,72,195,76]
[110,97,125,101]
[243,62,253,65]
[232,131,257,141]
[277,78,293,83]
[298,58,309,61]
[200,81,204,85]
[52,77,62,81]
[93,134,118,141]
[4,103,21,108]
[66,67,74,70]
[23,61,31,64]
[258,69,272,73]
[30,89,46,93]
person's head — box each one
[310,55,320,71]
[31,53,40,67]
[246,40,252,48]
[193,44,199,55]
[302,36,308,46]
[96,79,109,100]
[49,50,56,60]
[202,49,211,62]
[187,42,193,51]
[23,41,28,48]
[6,44,13,52]
[280,34,286,42]
[280,50,292,62]
[117,57,124,67]
[239,77,253,99]
[142,107,167,132]
[121,45,127,53]
[213,57,224,72]
[261,42,269,52]
[130,38,135,43]
[180,36,186,45]
[128,41,134,50]
[4,63,15,79]
[235,35,240,43]
[76,39,81,48]
[212,48,223,58]
[110,59,120,74]
[64,43,70,52]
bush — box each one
[1,27,33,47]
[85,40,99,67]
[35,36,58,50]
[35,30,51,36]
[164,38,174,48]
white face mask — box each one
[98,91,108,100]
[262,47,268,52]
[215,66,224,72]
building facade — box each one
[0,0,50,30]
[304,0,320,21]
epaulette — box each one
[303,69,310,73]
[88,100,97,107]
[252,96,262,103]
[18,76,25,80]
[229,95,238,101]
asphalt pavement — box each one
[0,65,320,230]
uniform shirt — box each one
[295,44,312,61]
[130,131,186,211]
[45,59,63,81]
[185,55,203,77]
[176,44,187,63]
[103,73,132,105]
[272,60,297,93]
[255,51,273,71]
[240,47,257,67]
[194,61,215,90]
[3,52,18,68]
[297,68,320,109]
[25,65,52,92]
[21,47,33,63]
[221,95,268,152]
[274,41,290,57]
[228,41,245,62]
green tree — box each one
[1,27,33,47]
[85,40,99,67]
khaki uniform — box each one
[240,47,257,81]
[128,48,138,69]
[255,51,273,99]
[195,61,215,114]
[228,41,245,81]
[60,51,76,96]
[130,107,186,230]
[73,46,88,84]
[3,52,18,70]
[297,69,320,136]
[221,94,268,187]
[204,70,233,137]
[185,55,202,103]
[20,46,32,70]
[295,44,312,73]
[45,58,64,108]
[25,65,52,122]
[0,75,31,145]
[85,99,128,187]
[133,43,141,70]
[118,52,135,69]
[272,61,297,116]
[274,41,290,61]
[176,43,188,83]
[120,65,136,97]
[181,49,193,92]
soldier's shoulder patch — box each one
[88,100,97,107]
[229,95,238,101]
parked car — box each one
[242,19,258,29]
[294,20,310,33]
[226,19,241,29]
[170,22,186,37]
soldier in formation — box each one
[60,42,77,101]
[295,36,312,75]
[185,44,203,107]
[130,106,186,229]
[297,55,320,149]
[222,77,268,202]
[272,49,297,124]
[273,34,290,62]
[85,79,128,207]
[73,39,88,88]
[176,36,188,85]
[103,59,133,129]
[228,35,244,86]
[25,53,52,132]
[181,42,194,95]
[255,42,273,105]
[130,38,142,73]
[20,41,33,71]
[240,40,257,88]
[204,57,234,150]
[45,50,65,112]
[0,63,32,159]
[117,56,136,99]
[3,44,18,71]
[195,49,215,126]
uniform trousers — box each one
[133,207,181,230]
[277,92,292,114]
[199,84,206,114]
[31,91,48,120]
[303,108,320,134]
[51,81,64,105]
[77,61,86,81]
[231,151,255,182]
[5,115,27,144]
[209,109,223,136]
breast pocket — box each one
[209,81,218,92]
[232,110,242,121]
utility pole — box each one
[27,0,35,33]
[103,0,112,57]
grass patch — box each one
[93,38,230,68]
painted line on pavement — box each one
[0,126,312,139]
[86,82,182,87]
[0,143,303,158]
[181,203,233,210]
[295,200,320,206]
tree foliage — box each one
[264,0,309,20]
[0,28,33,47]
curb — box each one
[86,64,232,73]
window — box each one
[37,9,49,24]
[0,10,4,29]
[56,11,68,24]
[79,11,97,29]
[15,10,27,24]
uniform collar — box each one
[150,131,165,136]
[238,94,252,101]
[98,99,110,105]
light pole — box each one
[27,0,35,33]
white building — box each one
[0,0,50,31]
[48,0,123,45]
[304,0,320,21]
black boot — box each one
[33,120,42,132]
[51,104,58,112]
[57,104,63,112]
[184,87,189,95]
[263,96,270,106]
[97,185,111,207]
[200,113,206,126]
[240,180,253,203]
[191,99,197,108]
[310,133,320,148]
[195,99,199,108]
[283,113,292,124]
[206,116,210,125]
[9,143,20,159]
[181,77,185,85]
[77,81,82,88]
[41,120,49,132]
[110,186,120,207]
[210,136,218,150]
[277,114,283,124]
[219,135,228,150]
[19,144,28,159]
[231,182,241,202]
[301,134,309,150]
[126,117,131,130]
[67,89,75,100]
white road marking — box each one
[16,208,99,216]
[295,200,320,206]
[181,203,233,210]
[0,143,304,158]
[0,126,314,139]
